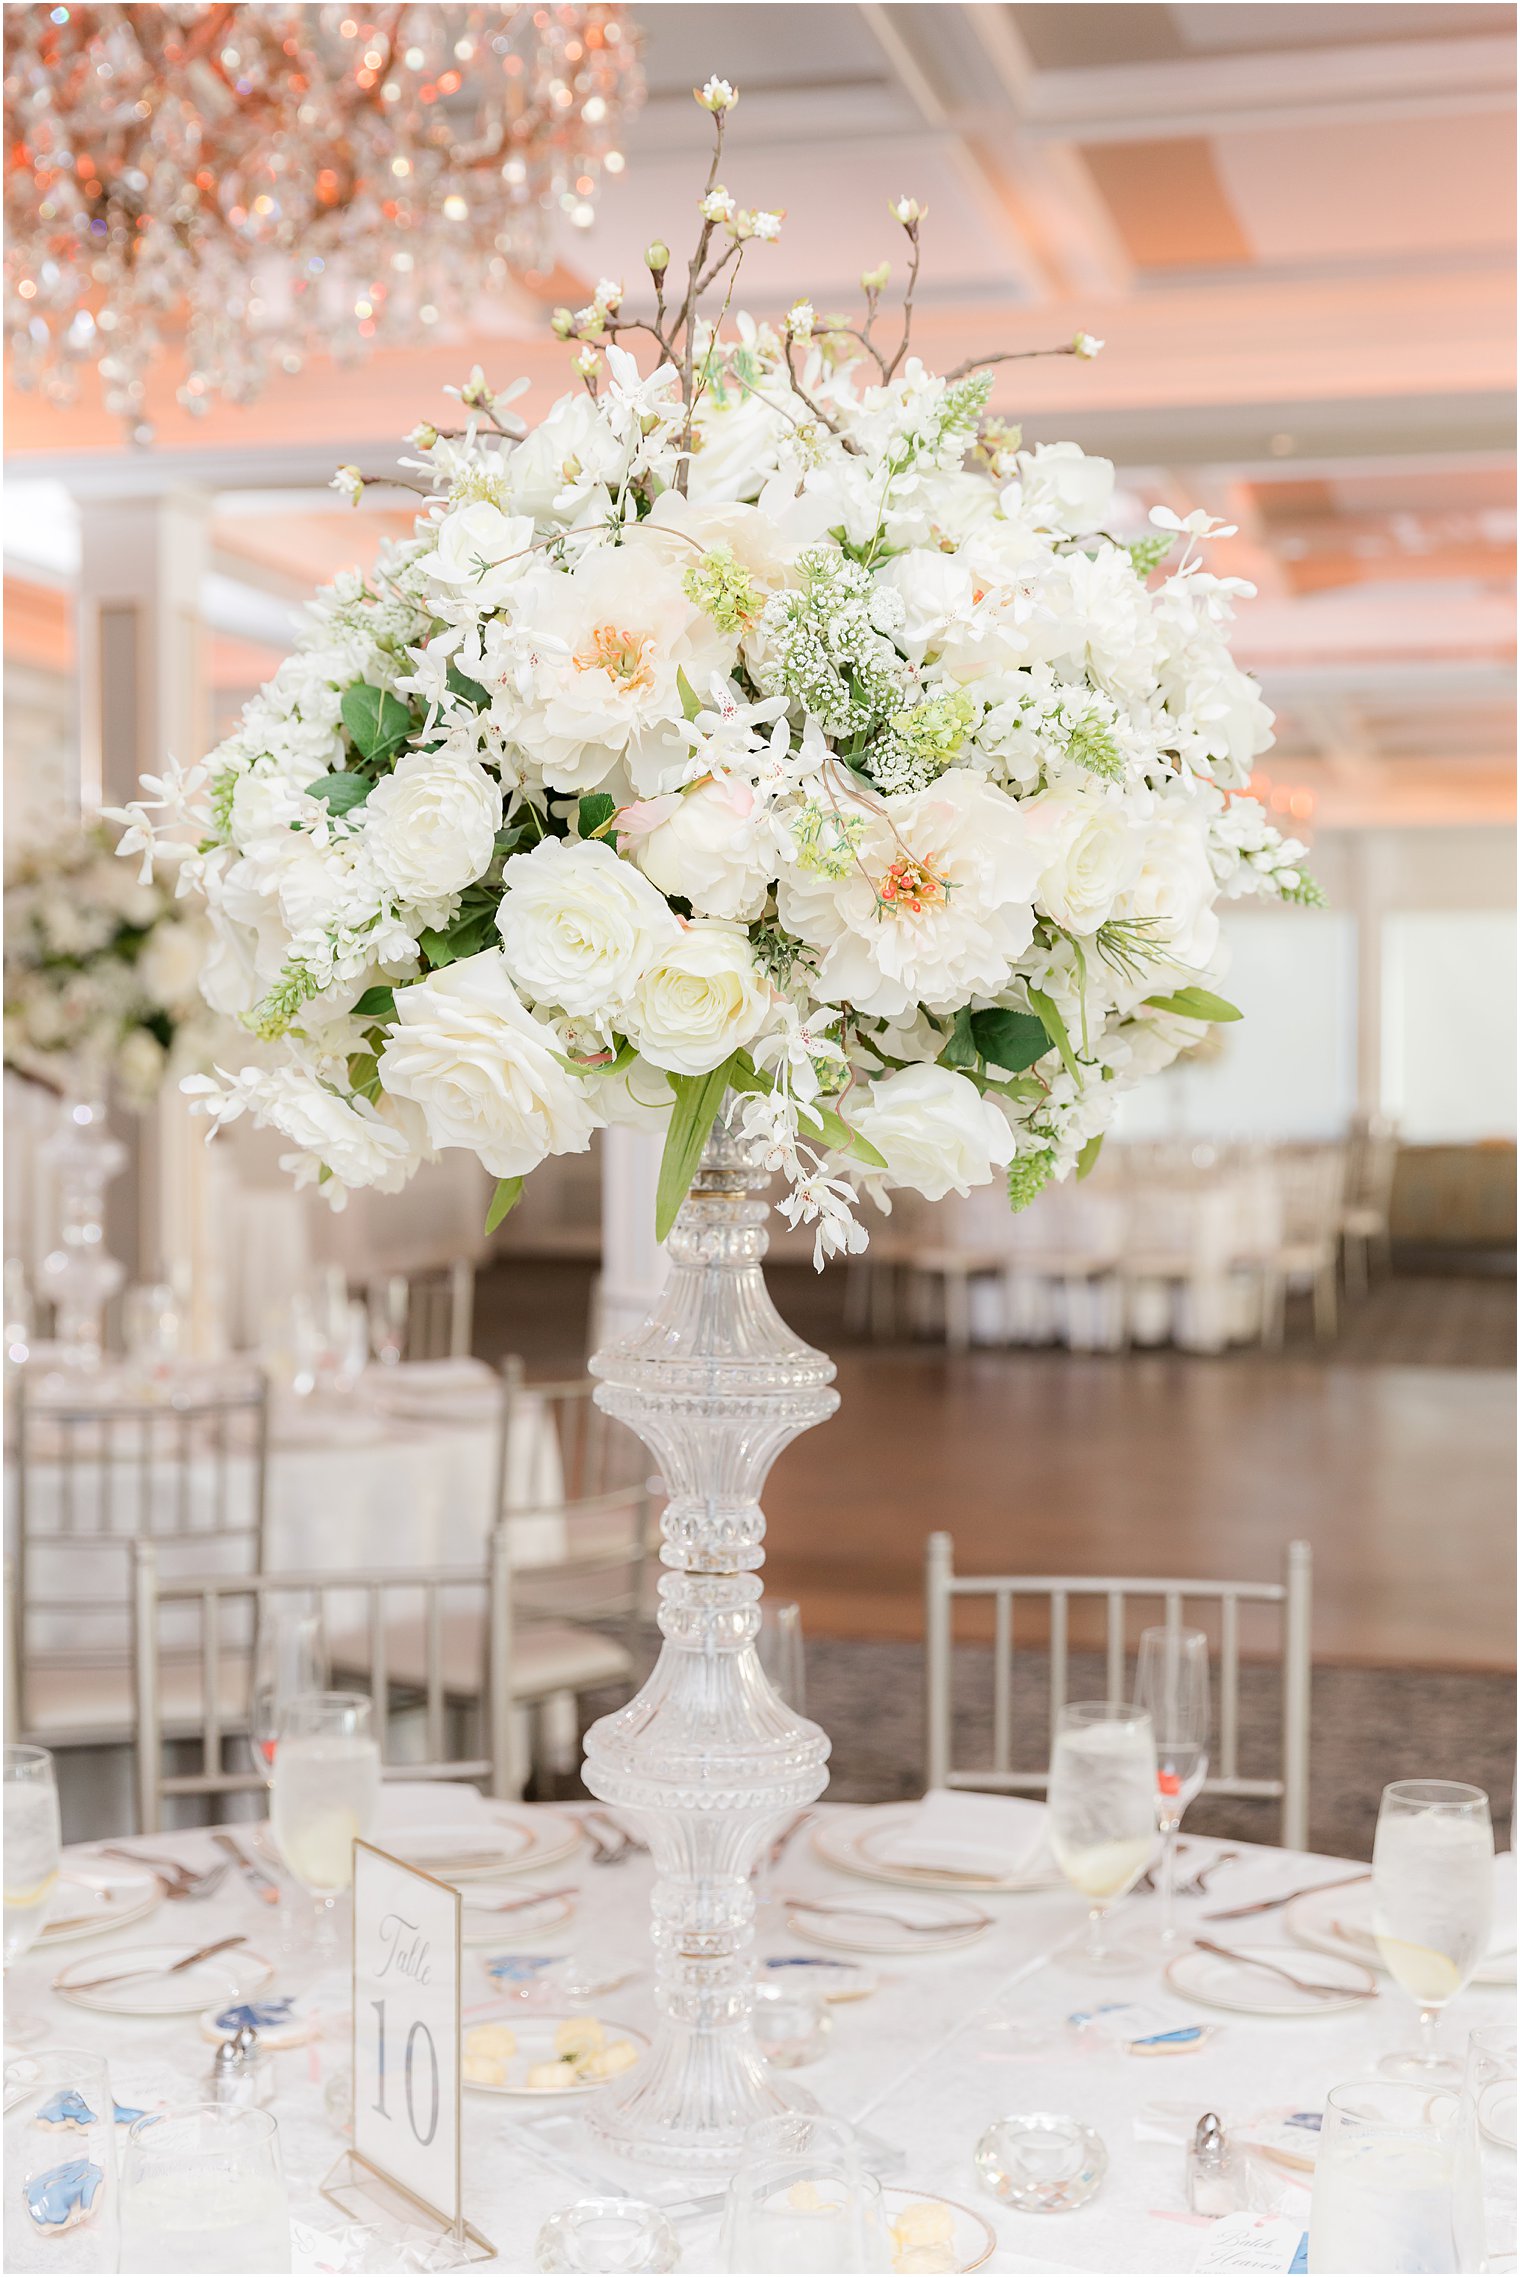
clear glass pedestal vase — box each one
[35,1094,126,1370]
[581,1115,836,2172]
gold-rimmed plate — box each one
[812,1806,1059,1895]
[40,1863,161,1945]
[881,2187,996,2273]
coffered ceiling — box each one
[4,2,1514,828]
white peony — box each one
[776,771,1041,1020]
[1010,442,1115,538]
[137,917,204,1012]
[423,503,536,609]
[263,1071,426,1194]
[364,751,502,911]
[852,1064,1016,1200]
[1021,785,1141,936]
[1120,816,1220,972]
[377,951,601,1175]
[623,777,775,920]
[623,921,771,1075]
[506,391,636,523]
[495,836,678,1018]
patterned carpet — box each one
[578,1637,1516,1863]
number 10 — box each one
[370,1998,440,2146]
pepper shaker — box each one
[1187,2111,1248,2217]
[208,2023,270,2110]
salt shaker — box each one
[208,2023,270,2110]
[1186,2112,1247,2217]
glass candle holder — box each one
[975,2112,1108,2213]
[534,2198,679,2274]
[753,1979,832,2069]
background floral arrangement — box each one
[116,78,1318,1262]
[4,823,211,1108]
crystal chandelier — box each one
[5,3,642,439]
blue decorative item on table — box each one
[25,2158,104,2234]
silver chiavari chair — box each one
[10,1375,270,1760]
[924,1531,1312,1849]
[131,1527,516,1834]
[364,1261,476,1363]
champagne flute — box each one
[1373,1780,1493,2086]
[4,1746,62,2045]
[366,1276,408,1368]
[1048,1701,1159,1972]
[1134,1626,1209,1950]
[270,1693,380,1970]
[248,1595,328,1782]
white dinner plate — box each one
[1165,1941,1377,2017]
[460,2014,649,2097]
[460,1887,576,1945]
[882,2187,996,2275]
[784,1891,992,1956]
[53,1940,275,2018]
[256,1806,581,1884]
[812,1806,1060,1895]
[40,1863,160,1945]
[1288,1883,1517,1989]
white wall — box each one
[1383,910,1518,1142]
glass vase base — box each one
[1377,2046,1465,2088]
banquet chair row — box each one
[923,1530,1312,1849]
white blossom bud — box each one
[695,76,738,112]
[550,306,576,339]
[1071,331,1105,360]
[330,465,365,507]
[645,240,671,273]
[786,299,814,340]
[405,422,439,451]
[700,186,736,224]
[888,196,925,226]
[861,261,890,293]
[594,277,623,311]
[573,347,601,380]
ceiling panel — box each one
[1216,111,1515,262]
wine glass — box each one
[1133,1626,1209,1950]
[248,1595,328,1782]
[270,1693,380,1970]
[4,2050,119,2273]
[1308,2080,1482,2275]
[365,1275,409,1368]
[1047,1701,1159,1972]
[720,2114,890,2274]
[1373,1779,1493,2085]
[119,2106,290,2275]
[4,1746,62,2045]
[758,1601,806,1713]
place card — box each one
[322,1839,492,2262]
[1193,2211,1309,2273]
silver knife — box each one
[212,1832,282,1907]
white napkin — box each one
[375,1781,488,1833]
[878,1789,1048,1879]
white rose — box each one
[364,752,501,911]
[852,1065,1016,1200]
[876,549,980,667]
[625,778,774,921]
[137,918,204,1013]
[686,385,794,505]
[495,837,679,1018]
[1121,819,1220,972]
[378,950,601,1177]
[1010,442,1116,538]
[506,392,634,522]
[1021,786,1141,936]
[623,921,770,1075]
[264,1072,425,1194]
[424,503,536,609]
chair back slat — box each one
[923,1530,1311,1845]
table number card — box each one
[324,1838,492,2260]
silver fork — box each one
[782,1895,992,1937]
[97,1847,229,1902]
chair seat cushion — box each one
[21,1655,252,1748]
[331,1612,631,1705]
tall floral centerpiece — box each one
[118,77,1316,2164]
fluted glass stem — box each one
[580,1112,835,2170]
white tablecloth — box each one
[9,1812,1513,2273]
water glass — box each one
[122,1281,181,1374]
[1373,1779,1493,2084]
[5,1255,34,1368]
[119,2105,290,2274]
[1134,1625,1209,1949]
[720,2113,890,2274]
[4,1745,61,1969]
[759,1601,806,1713]
[249,1593,329,1781]
[4,2050,119,2273]
[1047,1701,1158,1970]
[1465,2025,1517,2271]
[270,1692,381,1966]
[534,2198,679,2274]
[366,1275,409,1367]
[752,1978,832,2069]
[1308,2080,1483,2274]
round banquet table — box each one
[9,1811,1514,2272]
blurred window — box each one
[1382,910,1518,1143]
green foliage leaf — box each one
[939,1008,979,1071]
[1143,986,1243,1024]
[446,660,491,711]
[656,1059,736,1241]
[484,1176,524,1235]
[728,1055,886,1170]
[341,681,413,765]
[418,906,499,969]
[305,771,372,816]
[346,1051,383,1103]
[969,1006,1049,1074]
[1027,988,1083,1085]
[1076,1132,1104,1181]
[676,667,703,722]
[350,985,396,1022]
[577,792,618,843]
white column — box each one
[74,490,216,1338]
[597,1128,668,1347]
